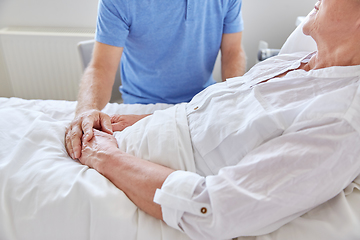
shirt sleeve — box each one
[154,118,360,239]
[95,0,129,47]
[223,0,244,34]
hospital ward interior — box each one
[0,0,360,239]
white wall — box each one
[242,0,316,68]
[0,0,98,29]
[0,0,316,72]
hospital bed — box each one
[0,15,359,240]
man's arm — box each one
[65,42,123,159]
[220,32,246,81]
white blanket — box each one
[0,97,359,240]
[0,97,191,240]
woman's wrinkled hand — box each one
[65,109,113,160]
[110,114,151,131]
[79,129,118,171]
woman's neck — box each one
[305,41,360,70]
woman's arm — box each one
[79,129,173,220]
[110,114,151,131]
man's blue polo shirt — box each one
[96,0,244,104]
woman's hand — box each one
[110,114,151,131]
[79,129,173,221]
[79,129,118,172]
[65,109,113,160]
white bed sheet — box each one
[0,97,188,240]
[1,97,360,240]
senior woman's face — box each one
[303,0,360,39]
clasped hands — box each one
[65,109,150,167]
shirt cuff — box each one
[153,170,212,231]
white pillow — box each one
[279,12,317,54]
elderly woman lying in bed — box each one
[65,0,360,239]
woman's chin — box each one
[302,14,316,36]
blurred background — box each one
[0,0,316,100]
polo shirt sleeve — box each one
[223,0,244,34]
[154,118,360,239]
[95,0,129,47]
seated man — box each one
[71,1,360,239]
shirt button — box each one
[200,207,207,214]
[194,106,199,110]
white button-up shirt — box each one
[154,52,360,240]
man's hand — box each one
[110,114,151,131]
[79,129,118,171]
[65,110,113,160]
